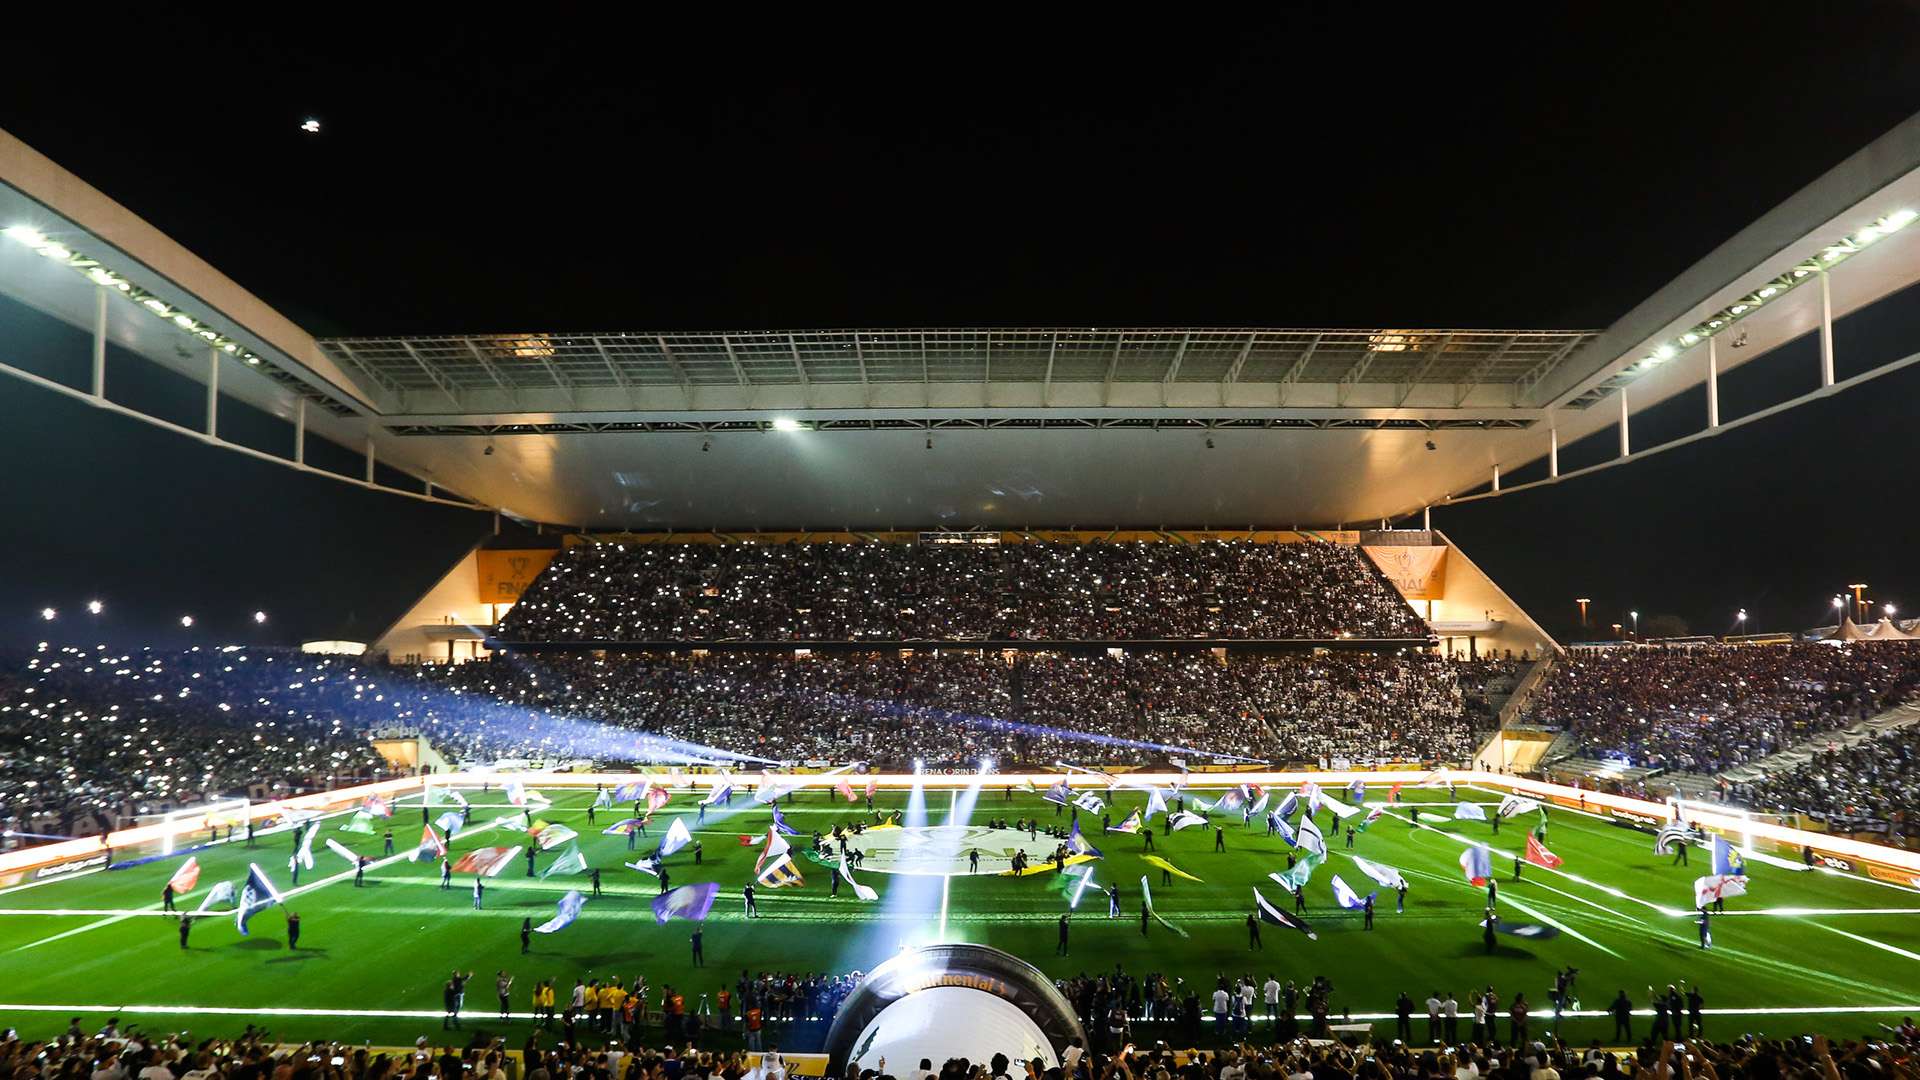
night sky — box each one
[3,9,1919,645]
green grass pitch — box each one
[2,784,1917,1048]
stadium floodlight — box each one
[1886,604,1898,616]
[36,243,71,261]
[2,224,46,246]
[180,615,195,628]
[771,417,804,432]
[300,118,321,134]
[1886,208,1918,231]
[38,607,55,621]
[1653,344,1676,360]
[253,611,268,624]
[87,600,103,615]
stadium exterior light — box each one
[38,607,55,621]
[771,417,804,432]
[1887,603,1898,616]
[253,611,268,625]
[180,615,194,628]
[87,600,103,615]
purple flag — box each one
[652,882,720,925]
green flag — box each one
[1272,850,1324,890]
[338,810,376,835]
[541,843,588,879]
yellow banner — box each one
[1362,545,1448,600]
[477,549,558,602]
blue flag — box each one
[1042,779,1072,806]
[1460,844,1493,885]
[1068,820,1102,858]
[770,804,797,836]
[1348,779,1366,801]
[652,882,720,924]
[235,863,282,937]
[1276,793,1299,820]
[1273,816,1297,846]
[1330,874,1375,910]
[434,811,464,836]
[1712,836,1747,877]
[535,889,586,934]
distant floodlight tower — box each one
[180,615,194,628]
[1849,583,1871,622]
[253,610,268,625]
[1575,598,1591,628]
[300,118,321,134]
[38,607,55,621]
[87,599,103,615]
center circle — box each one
[841,823,1081,876]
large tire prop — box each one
[824,943,1087,1074]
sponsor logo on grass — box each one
[32,852,111,881]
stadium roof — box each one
[318,327,1596,408]
[7,111,1920,530]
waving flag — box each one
[1275,793,1298,820]
[1330,874,1375,910]
[1319,791,1362,820]
[339,810,375,836]
[1110,810,1143,834]
[324,838,362,865]
[864,777,878,800]
[753,771,800,805]
[1355,806,1384,832]
[624,858,659,876]
[1497,795,1541,819]
[1460,844,1493,886]
[235,863,282,937]
[428,786,468,807]
[1303,782,1324,815]
[1712,835,1747,877]
[1655,821,1695,855]
[535,889,586,934]
[452,845,521,877]
[836,852,878,900]
[1139,876,1189,938]
[1388,782,1404,801]
[1524,834,1562,870]
[1073,791,1106,815]
[1215,788,1244,812]
[1483,917,1561,940]
[1190,793,1217,812]
[1297,816,1327,857]
[612,781,645,803]
[1145,788,1169,821]
[1068,820,1102,858]
[594,788,615,809]
[1042,779,1072,806]
[534,824,579,851]
[1272,816,1297,846]
[434,810,465,837]
[1054,863,1099,907]
[659,817,695,857]
[1348,779,1366,801]
[363,795,392,818]
[1168,810,1208,832]
[769,803,798,835]
[602,818,646,836]
[652,882,720,924]
[1452,801,1487,822]
[167,857,201,896]
[1694,874,1748,908]
[835,778,857,803]
[1141,854,1201,882]
[738,833,765,846]
[1247,791,1271,815]
[1421,769,1451,788]
[413,825,447,862]
[1351,856,1406,891]
[1253,887,1317,940]
[195,880,236,913]
[290,823,317,871]
[755,828,792,875]
[701,778,733,806]
[648,785,672,813]
[1270,850,1323,890]
[759,854,805,888]
[541,844,588,879]
[505,780,529,808]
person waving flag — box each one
[1460,843,1493,886]
[1524,834,1562,870]
[1253,887,1317,940]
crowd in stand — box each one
[1523,643,1920,775]
[5,991,1915,1080]
[0,645,1498,837]
[1738,725,1920,839]
[498,541,1428,643]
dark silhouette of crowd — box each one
[498,540,1428,643]
[1740,725,1920,841]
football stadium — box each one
[7,18,1920,1080]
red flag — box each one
[452,845,518,877]
[835,778,857,803]
[421,825,447,858]
[363,795,392,818]
[646,785,671,813]
[167,857,201,895]
[1525,834,1562,870]
[1388,782,1403,801]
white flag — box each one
[659,817,694,857]
[837,853,879,901]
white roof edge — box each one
[1531,109,1920,406]
[0,125,381,413]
